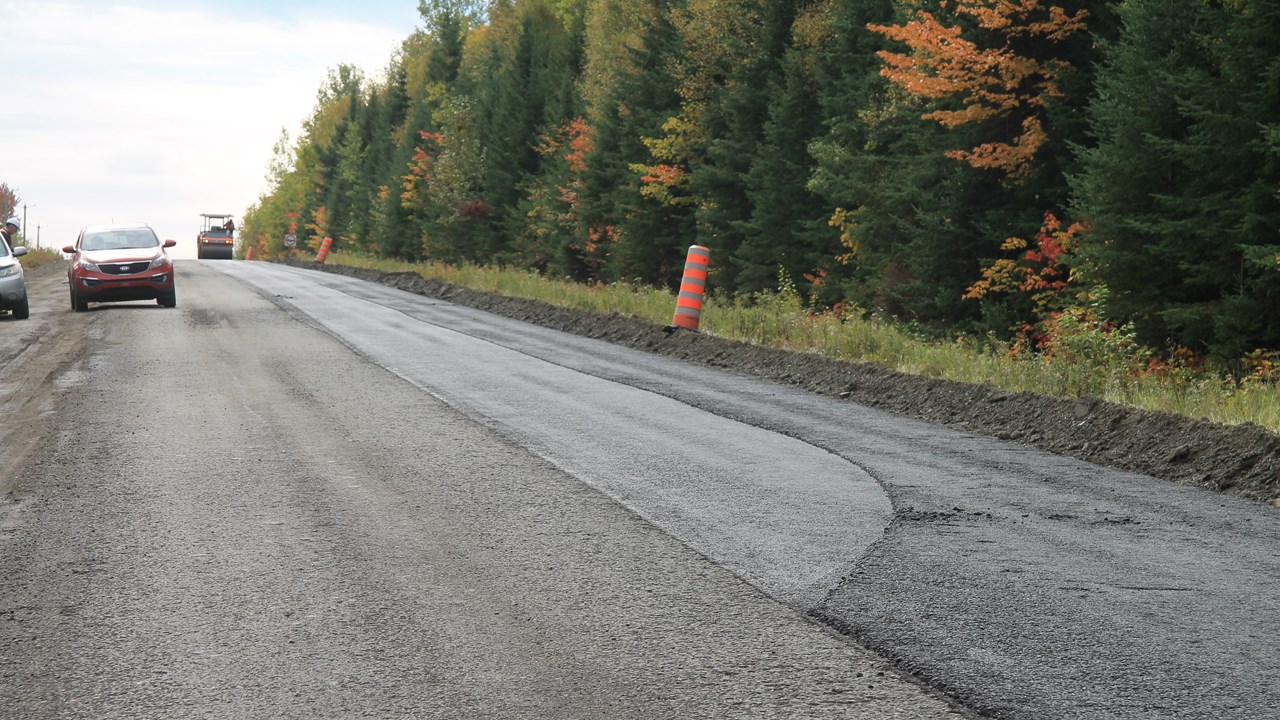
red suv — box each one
[64,224,177,311]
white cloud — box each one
[4,1,414,257]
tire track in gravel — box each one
[0,264,91,498]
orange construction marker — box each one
[316,236,333,264]
[672,245,710,330]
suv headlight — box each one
[79,259,101,272]
[0,265,18,278]
[148,255,171,270]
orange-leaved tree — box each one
[963,211,1086,317]
[305,206,329,252]
[868,0,1088,181]
[400,130,444,208]
[522,116,619,278]
[0,182,18,223]
[629,116,696,208]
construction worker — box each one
[1,217,19,248]
[223,217,235,233]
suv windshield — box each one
[82,228,159,251]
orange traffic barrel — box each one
[672,245,710,330]
[245,247,254,261]
[316,236,333,264]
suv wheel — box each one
[12,295,29,320]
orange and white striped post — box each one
[671,245,710,330]
[315,236,333,264]
[245,247,254,261]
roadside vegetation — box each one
[232,0,1279,434]
[324,250,1280,434]
[18,248,64,271]
[2,183,63,272]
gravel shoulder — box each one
[288,259,1280,507]
[0,263,90,498]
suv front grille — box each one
[100,262,149,275]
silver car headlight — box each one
[0,264,18,278]
[79,259,101,272]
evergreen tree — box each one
[577,0,693,286]
[364,60,411,253]
[643,0,815,294]
[1073,0,1280,357]
[809,0,1097,331]
[808,0,988,325]
[419,0,474,85]
[439,0,583,263]
[735,3,837,299]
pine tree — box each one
[576,0,693,286]
[445,0,583,262]
[1073,0,1280,357]
[636,0,816,294]
[809,0,990,325]
[735,7,834,298]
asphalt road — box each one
[2,260,1277,719]
[0,262,963,719]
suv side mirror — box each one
[163,239,177,248]
[62,245,76,254]
[13,247,27,257]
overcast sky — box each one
[5,0,424,259]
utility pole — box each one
[21,203,35,245]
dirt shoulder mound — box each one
[291,259,1280,507]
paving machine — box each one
[197,213,236,259]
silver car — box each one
[0,235,29,320]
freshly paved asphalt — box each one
[0,262,964,719]
[223,261,1280,720]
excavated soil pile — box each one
[293,260,1280,507]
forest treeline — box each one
[242,0,1280,363]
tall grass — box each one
[17,247,64,271]
[326,251,1280,433]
